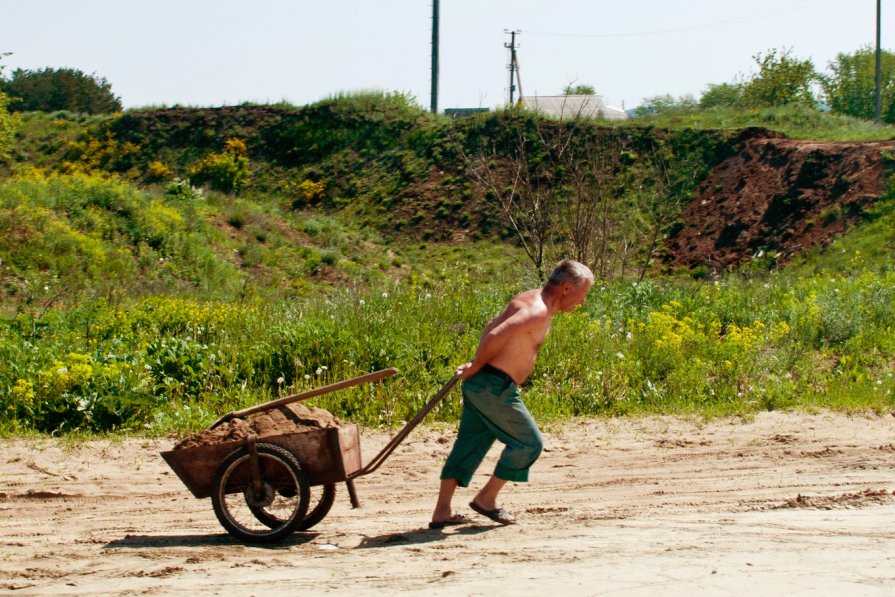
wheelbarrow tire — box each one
[251,483,336,531]
[299,483,336,530]
[211,443,310,543]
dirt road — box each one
[3,411,895,596]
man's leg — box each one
[432,478,459,523]
[465,385,543,484]
[469,475,515,525]
[432,391,495,524]
[472,476,508,511]
[438,393,496,486]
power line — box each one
[526,0,835,39]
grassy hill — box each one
[2,95,895,434]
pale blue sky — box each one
[0,0,887,111]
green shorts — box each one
[440,365,543,486]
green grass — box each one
[784,191,895,277]
[625,105,895,141]
[0,171,417,309]
[2,110,108,174]
[3,261,894,436]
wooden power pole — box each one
[875,0,882,122]
[431,0,439,114]
[505,29,521,106]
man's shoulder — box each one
[510,289,549,317]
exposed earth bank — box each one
[665,130,895,270]
[3,410,895,595]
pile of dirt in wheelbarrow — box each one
[173,403,345,450]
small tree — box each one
[699,82,744,109]
[559,134,635,279]
[2,67,122,114]
[463,113,689,282]
[464,120,567,280]
[821,45,895,122]
[741,48,818,108]
[563,83,596,95]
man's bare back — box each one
[456,274,592,386]
[477,289,552,385]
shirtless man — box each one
[429,259,594,529]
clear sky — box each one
[0,0,887,111]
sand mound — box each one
[173,402,344,450]
[773,488,895,510]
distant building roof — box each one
[520,94,628,120]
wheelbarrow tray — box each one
[160,424,361,499]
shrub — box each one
[164,179,203,201]
[0,89,14,161]
[147,160,172,181]
[297,179,326,203]
[188,138,250,193]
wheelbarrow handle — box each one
[207,367,399,430]
[350,372,461,479]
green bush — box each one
[188,139,250,193]
[0,89,14,161]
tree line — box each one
[0,63,121,115]
[639,46,895,123]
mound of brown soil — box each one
[665,129,895,270]
[173,403,344,450]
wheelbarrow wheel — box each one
[300,484,336,530]
[211,443,310,543]
[250,483,336,531]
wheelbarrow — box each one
[160,368,459,543]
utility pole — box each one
[431,0,439,114]
[875,0,882,122]
[504,29,521,106]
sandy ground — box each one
[3,411,895,596]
